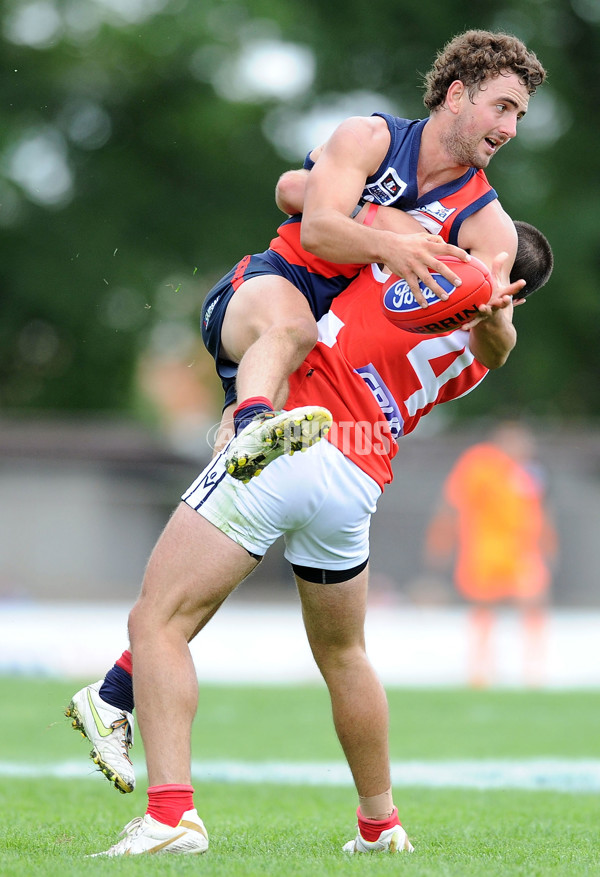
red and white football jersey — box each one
[287,264,489,489]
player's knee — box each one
[222,307,317,362]
[312,641,368,677]
[127,592,165,642]
[276,314,318,355]
[127,601,146,646]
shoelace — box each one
[247,411,277,428]
[102,815,148,854]
[111,715,134,755]
[120,816,146,837]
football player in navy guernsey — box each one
[202,30,546,484]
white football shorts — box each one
[181,437,381,571]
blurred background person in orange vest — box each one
[425,421,558,687]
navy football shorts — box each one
[201,249,356,409]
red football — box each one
[380,254,492,334]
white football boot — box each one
[343,822,414,854]
[65,680,135,793]
[88,809,209,857]
[224,406,332,483]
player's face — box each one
[444,72,529,169]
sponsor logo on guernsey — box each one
[383,276,455,314]
[416,200,456,223]
[355,364,404,439]
[362,168,407,205]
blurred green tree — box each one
[0,0,597,422]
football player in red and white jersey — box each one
[64,207,556,858]
[65,30,550,859]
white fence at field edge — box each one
[1,601,598,688]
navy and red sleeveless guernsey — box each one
[287,262,489,490]
[304,114,498,246]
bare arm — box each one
[277,168,427,237]
[467,252,523,369]
[459,200,519,289]
[275,169,309,215]
[298,116,471,304]
[455,202,524,368]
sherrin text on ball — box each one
[381,255,493,334]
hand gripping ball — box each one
[380,255,492,334]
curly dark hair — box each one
[423,30,546,111]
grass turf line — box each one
[1,779,599,876]
[1,677,599,875]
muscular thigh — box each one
[220,274,315,362]
[296,565,369,655]
[139,502,258,638]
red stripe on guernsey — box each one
[231,254,252,290]
[116,650,132,675]
[269,219,363,279]
[410,169,496,245]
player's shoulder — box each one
[330,114,391,143]
[459,199,517,253]
[323,115,392,168]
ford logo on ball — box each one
[382,275,456,313]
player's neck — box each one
[417,117,470,196]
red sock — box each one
[115,649,132,675]
[358,806,400,842]
[146,784,195,827]
[233,396,273,418]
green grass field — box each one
[1,677,599,876]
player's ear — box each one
[446,80,466,114]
